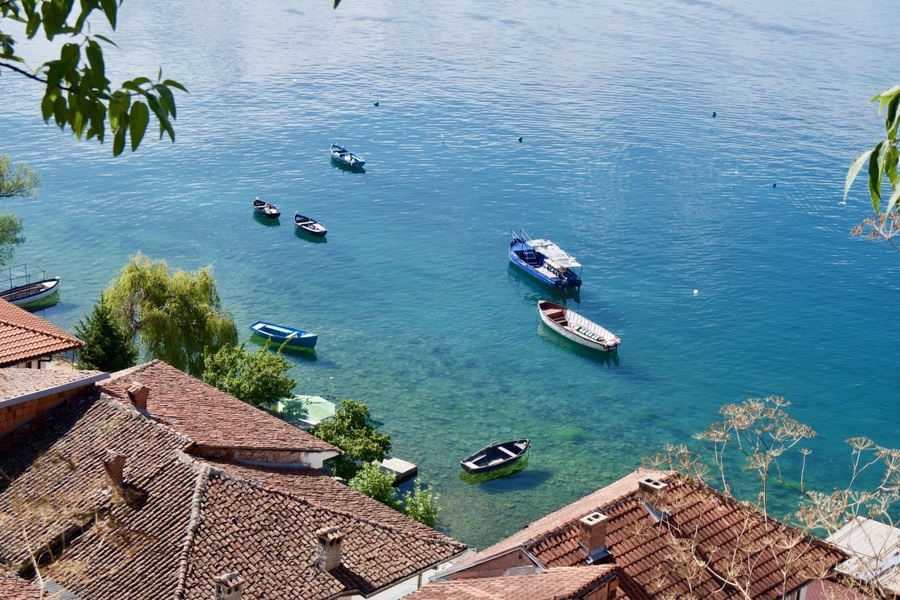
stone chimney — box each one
[103,450,126,487]
[315,526,344,572]
[214,573,245,600]
[638,477,668,494]
[127,382,150,411]
[580,512,608,552]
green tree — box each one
[0,155,40,268]
[203,341,296,409]
[0,1,186,155]
[310,400,391,480]
[402,480,440,528]
[349,461,399,509]
[103,253,237,376]
[74,295,138,371]
[845,85,900,249]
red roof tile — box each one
[0,299,83,366]
[0,367,105,402]
[99,360,338,454]
[406,565,617,600]
[0,389,464,599]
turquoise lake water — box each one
[2,0,899,550]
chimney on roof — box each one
[579,512,610,563]
[315,526,344,572]
[127,382,150,411]
[639,477,669,494]
[103,450,126,487]
[214,573,245,600]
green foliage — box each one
[74,295,138,371]
[402,480,440,527]
[349,461,399,509]
[845,86,900,247]
[0,155,41,198]
[310,400,391,480]
[103,253,237,376]
[203,341,296,409]
[0,1,186,155]
[0,213,25,268]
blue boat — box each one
[249,320,318,348]
[508,230,582,289]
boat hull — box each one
[460,439,530,473]
[538,300,620,352]
[509,244,581,289]
[295,214,327,237]
[252,199,281,218]
[0,277,60,306]
[249,321,318,348]
[330,145,366,168]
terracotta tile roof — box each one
[0,367,105,402]
[0,572,43,599]
[406,565,617,599]
[98,360,338,454]
[204,458,453,540]
[454,470,847,599]
[0,299,83,367]
[0,390,464,599]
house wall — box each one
[0,388,73,437]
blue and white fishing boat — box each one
[249,320,318,348]
[509,230,582,289]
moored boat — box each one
[248,320,318,348]
[509,230,582,289]
[0,276,60,306]
[460,439,530,473]
[253,197,281,218]
[538,300,620,352]
[330,144,366,168]
[294,213,327,237]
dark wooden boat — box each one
[294,213,327,237]
[460,439,530,473]
[0,276,60,306]
[253,197,281,218]
[330,144,366,168]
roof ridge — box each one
[0,318,82,345]
[173,459,212,600]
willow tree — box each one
[0,155,40,267]
[103,253,237,376]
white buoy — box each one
[693,289,699,295]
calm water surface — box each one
[1,0,898,549]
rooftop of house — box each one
[405,565,618,600]
[441,469,848,599]
[0,377,466,599]
[827,516,900,596]
[98,359,338,455]
[0,298,83,367]
[0,367,104,402]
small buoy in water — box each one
[693,290,699,295]
[772,183,777,187]
[712,111,717,118]
[374,101,379,107]
[518,136,523,142]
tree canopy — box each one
[845,85,900,248]
[102,253,237,376]
[203,341,296,409]
[0,0,186,155]
[74,294,138,371]
[0,155,39,268]
[310,400,392,480]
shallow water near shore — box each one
[2,0,899,549]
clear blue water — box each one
[2,0,898,549]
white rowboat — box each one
[538,300,620,352]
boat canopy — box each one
[528,239,581,270]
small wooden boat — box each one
[294,213,327,237]
[538,300,621,352]
[330,144,366,168]
[253,197,281,218]
[0,276,60,306]
[509,230,582,289]
[460,439,530,473]
[249,320,318,348]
